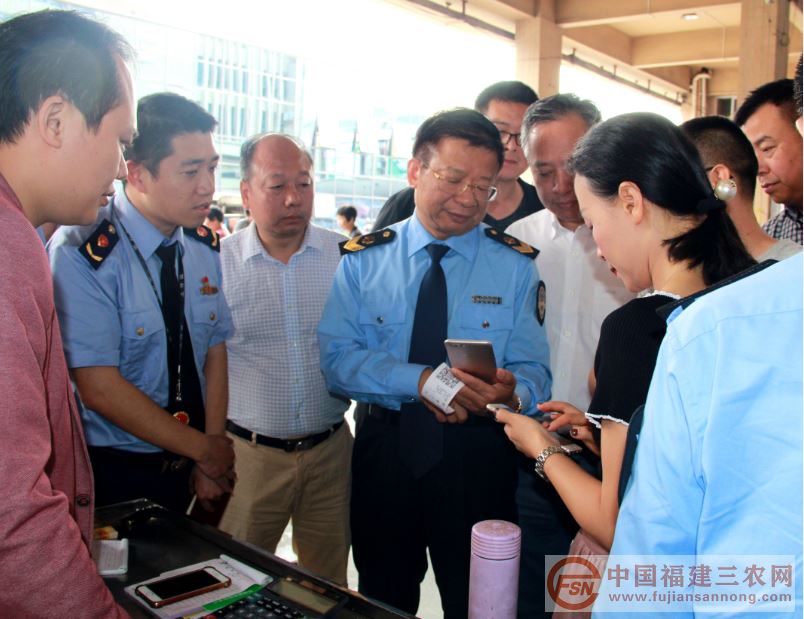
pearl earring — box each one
[714,178,737,201]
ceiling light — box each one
[681,13,699,21]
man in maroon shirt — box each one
[0,10,135,618]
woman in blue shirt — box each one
[494,113,755,596]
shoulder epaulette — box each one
[78,219,119,269]
[339,229,396,256]
[184,224,220,252]
[484,228,539,259]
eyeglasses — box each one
[498,130,521,147]
[422,163,498,203]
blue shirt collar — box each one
[114,189,185,259]
[406,210,479,262]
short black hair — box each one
[125,92,217,176]
[336,205,357,221]
[412,108,504,170]
[795,55,803,118]
[570,112,755,286]
[681,115,758,195]
[520,94,601,159]
[207,205,224,222]
[474,81,538,113]
[239,132,313,181]
[734,78,796,126]
[0,10,133,144]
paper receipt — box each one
[421,363,465,414]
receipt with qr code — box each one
[421,363,465,414]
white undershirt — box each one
[507,210,635,410]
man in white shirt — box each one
[218,133,351,585]
[506,94,633,618]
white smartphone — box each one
[486,403,583,454]
[444,339,497,382]
[135,566,231,608]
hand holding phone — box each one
[487,403,582,453]
[444,339,497,383]
[135,566,231,608]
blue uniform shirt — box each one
[48,191,234,453]
[596,254,803,617]
[318,214,551,413]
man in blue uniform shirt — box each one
[595,254,803,617]
[49,93,235,513]
[318,108,551,618]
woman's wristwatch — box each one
[533,444,571,482]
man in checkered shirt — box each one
[735,78,802,245]
[218,133,352,586]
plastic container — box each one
[468,519,521,619]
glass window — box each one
[196,59,204,86]
[354,178,372,196]
[281,55,296,78]
[284,79,295,102]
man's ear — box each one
[37,95,69,148]
[707,163,731,188]
[126,159,149,193]
[407,157,422,187]
[617,181,645,224]
[240,179,251,210]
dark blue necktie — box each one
[400,243,449,478]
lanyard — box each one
[113,208,187,406]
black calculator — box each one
[208,589,303,618]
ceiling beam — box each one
[632,26,739,67]
[644,65,694,89]
[562,25,633,65]
[556,0,738,27]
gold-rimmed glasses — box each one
[421,163,497,203]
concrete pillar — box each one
[515,16,562,98]
[738,0,790,104]
[739,0,791,223]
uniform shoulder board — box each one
[339,228,396,256]
[484,228,539,259]
[184,224,220,252]
[78,219,119,269]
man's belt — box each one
[226,420,344,452]
[89,446,190,474]
[366,403,497,428]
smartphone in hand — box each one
[444,339,497,382]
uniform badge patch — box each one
[79,219,119,269]
[484,228,539,259]
[184,224,219,251]
[536,280,546,325]
[200,276,219,295]
[339,229,396,255]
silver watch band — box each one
[533,444,569,482]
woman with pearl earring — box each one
[682,115,802,262]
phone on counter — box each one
[444,339,497,382]
[135,566,231,608]
[486,403,582,453]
